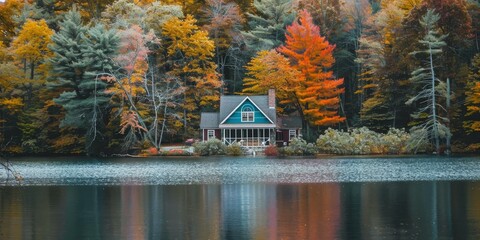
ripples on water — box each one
[2,156,480,239]
[1,156,479,185]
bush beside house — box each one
[193,139,227,156]
[316,127,426,155]
[188,127,428,156]
[281,138,317,156]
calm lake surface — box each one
[1,156,480,239]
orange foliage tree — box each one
[277,10,344,128]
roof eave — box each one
[220,96,275,125]
[219,123,276,129]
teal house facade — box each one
[200,89,302,147]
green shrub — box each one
[21,139,40,153]
[283,137,317,156]
[226,143,244,156]
[316,128,353,155]
[193,139,226,156]
[316,127,424,155]
[382,128,411,154]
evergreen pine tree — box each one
[242,0,295,52]
[49,11,119,154]
[406,9,449,154]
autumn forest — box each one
[0,0,479,155]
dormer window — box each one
[241,105,254,122]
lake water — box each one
[1,156,480,239]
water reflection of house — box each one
[121,186,145,239]
[276,184,341,239]
[200,89,302,149]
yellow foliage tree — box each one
[11,19,54,80]
[242,49,304,114]
[134,0,155,6]
[0,59,25,148]
[162,0,201,15]
[0,97,23,114]
[0,0,23,44]
[377,0,422,45]
[465,54,480,133]
[0,41,7,61]
[162,15,221,137]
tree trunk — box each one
[183,76,187,138]
[30,61,35,79]
[159,100,168,148]
[151,73,159,149]
[23,59,27,76]
[340,94,349,130]
[446,78,451,155]
[429,45,440,154]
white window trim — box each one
[241,112,254,122]
[207,130,216,140]
[241,105,254,122]
[289,130,297,141]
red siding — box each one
[202,129,220,141]
[276,129,300,146]
[283,130,289,145]
[203,129,207,141]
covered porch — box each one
[221,128,275,147]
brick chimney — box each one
[268,88,275,109]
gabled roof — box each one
[277,115,303,129]
[219,95,276,124]
[200,112,219,129]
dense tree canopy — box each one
[464,53,480,150]
[0,0,479,155]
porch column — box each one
[241,129,243,145]
[250,129,253,147]
[270,129,274,145]
[263,129,265,146]
[257,129,260,146]
[222,129,225,144]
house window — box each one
[241,105,254,122]
[207,130,216,140]
[289,130,297,141]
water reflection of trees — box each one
[1,182,480,239]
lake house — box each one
[200,89,302,148]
